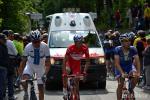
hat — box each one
[0,34,7,40]
[2,30,9,36]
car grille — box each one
[53,59,97,65]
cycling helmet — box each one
[2,30,9,36]
[128,32,135,40]
[119,34,129,42]
[2,30,14,37]
[14,33,20,39]
[30,30,41,41]
[73,34,83,42]
[137,30,145,37]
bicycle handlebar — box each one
[20,78,42,83]
[121,74,136,79]
[67,74,86,80]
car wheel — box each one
[97,80,106,89]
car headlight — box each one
[50,58,62,65]
[98,57,105,64]
[50,58,55,65]
[94,57,105,64]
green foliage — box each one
[0,0,149,32]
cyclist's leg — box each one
[37,84,44,100]
[116,76,124,100]
[129,66,139,89]
[115,68,124,100]
[105,53,111,77]
[63,66,71,99]
[34,65,45,100]
[22,64,33,99]
[72,68,81,100]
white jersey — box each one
[23,42,50,84]
[6,40,18,56]
[23,42,50,65]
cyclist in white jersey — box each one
[19,30,50,100]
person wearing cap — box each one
[0,34,9,100]
[42,33,48,44]
[2,30,18,100]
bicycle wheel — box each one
[130,93,135,100]
[70,93,77,100]
[30,91,37,100]
[122,90,129,100]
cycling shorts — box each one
[115,65,136,79]
[65,65,81,75]
[23,62,45,84]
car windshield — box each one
[49,31,101,48]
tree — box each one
[0,0,37,32]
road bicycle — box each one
[21,78,37,100]
[121,75,135,100]
[64,74,85,100]
[16,75,46,100]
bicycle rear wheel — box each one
[30,91,37,100]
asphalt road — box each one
[15,79,150,100]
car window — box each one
[49,31,101,48]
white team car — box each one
[46,13,106,89]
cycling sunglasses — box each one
[121,39,130,42]
[32,40,40,44]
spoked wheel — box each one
[70,93,77,100]
[129,93,135,100]
[122,92,129,100]
[122,94,135,100]
[30,91,37,100]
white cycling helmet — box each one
[30,30,41,41]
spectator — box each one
[143,38,150,90]
[144,3,150,30]
[114,9,121,28]
[131,5,139,27]
[2,30,18,100]
[42,33,48,44]
[126,7,133,28]
[0,34,9,100]
[13,33,24,56]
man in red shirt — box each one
[62,34,90,100]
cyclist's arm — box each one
[63,47,70,74]
[18,44,28,74]
[133,54,141,76]
[84,47,90,73]
[63,54,68,74]
[18,56,27,74]
[114,55,124,75]
[44,44,51,74]
[45,57,50,75]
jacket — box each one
[0,43,9,68]
[143,46,150,66]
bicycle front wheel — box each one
[30,91,37,100]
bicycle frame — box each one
[67,74,84,100]
[121,76,135,100]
